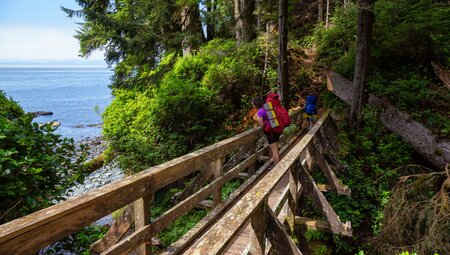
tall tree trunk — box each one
[349,0,375,129]
[318,0,324,22]
[234,0,256,45]
[278,0,289,108]
[325,0,330,28]
[181,4,204,56]
[205,0,216,41]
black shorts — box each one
[265,132,281,144]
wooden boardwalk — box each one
[223,172,290,254]
[0,109,353,255]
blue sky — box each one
[0,0,103,62]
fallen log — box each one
[327,71,450,170]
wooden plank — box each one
[151,147,267,234]
[91,205,134,253]
[248,141,257,175]
[295,217,332,232]
[316,132,346,173]
[249,200,268,254]
[287,164,299,231]
[0,127,263,255]
[317,184,334,192]
[161,171,262,255]
[298,164,352,236]
[104,154,269,255]
[266,207,303,255]
[196,200,214,209]
[134,194,153,255]
[102,225,151,255]
[176,167,213,202]
[163,160,273,255]
[182,111,330,255]
[211,158,224,206]
[309,143,350,195]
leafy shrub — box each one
[313,3,358,68]
[103,39,265,172]
[0,92,84,223]
[326,106,416,254]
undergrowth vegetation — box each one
[309,0,450,139]
[0,91,85,224]
[304,96,422,254]
[103,39,272,173]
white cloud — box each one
[0,24,104,60]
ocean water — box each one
[0,66,113,141]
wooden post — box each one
[134,193,154,255]
[287,164,298,232]
[248,141,257,176]
[249,200,268,254]
[210,158,224,206]
[266,207,303,255]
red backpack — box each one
[263,93,291,133]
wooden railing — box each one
[0,111,303,255]
[183,110,352,255]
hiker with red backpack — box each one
[252,93,290,165]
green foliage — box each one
[313,3,358,68]
[45,224,109,255]
[103,39,265,172]
[157,208,208,246]
[0,93,85,223]
[0,91,24,119]
[373,0,450,64]
[368,67,450,138]
[326,106,416,254]
[221,179,242,200]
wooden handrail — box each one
[0,110,302,255]
[183,110,330,255]
[0,125,263,254]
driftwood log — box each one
[327,72,450,170]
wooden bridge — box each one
[0,109,352,255]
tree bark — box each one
[278,0,289,108]
[327,72,450,170]
[205,0,216,41]
[234,0,256,45]
[181,4,204,56]
[325,0,330,28]
[318,0,324,22]
[349,0,375,129]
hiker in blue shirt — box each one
[304,92,318,130]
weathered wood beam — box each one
[91,205,135,253]
[249,200,268,254]
[266,207,303,255]
[309,143,350,195]
[134,194,154,255]
[295,217,333,232]
[327,71,450,170]
[298,164,352,236]
[163,131,301,255]
[317,184,335,192]
[316,131,346,173]
[196,200,214,210]
[162,160,272,255]
[0,126,263,255]
[211,158,224,206]
[176,167,213,202]
[182,111,330,254]
[102,225,151,255]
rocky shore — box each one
[64,137,124,199]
